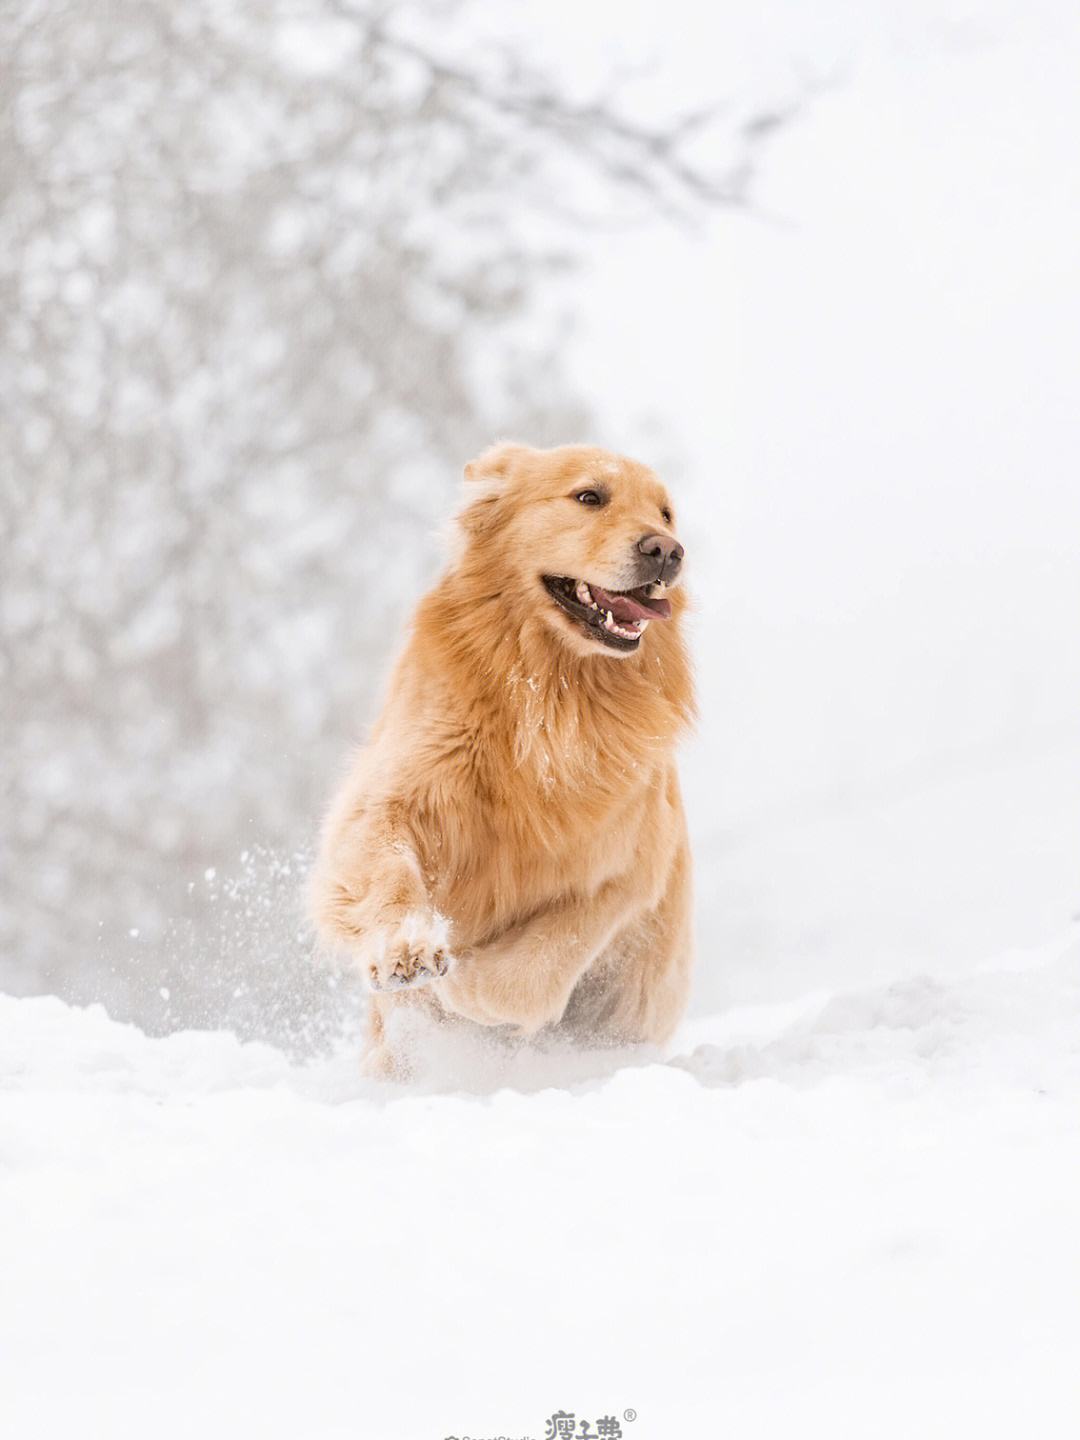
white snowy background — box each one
[3,1,1079,1437]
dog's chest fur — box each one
[408,670,677,943]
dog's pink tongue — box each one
[590,585,672,622]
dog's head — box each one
[456,442,686,659]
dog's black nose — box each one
[638,532,684,582]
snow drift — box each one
[3,934,1078,1439]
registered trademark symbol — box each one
[623,1409,637,1423]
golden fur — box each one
[311,442,695,1076]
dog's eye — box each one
[661,506,673,525]
[575,489,606,507]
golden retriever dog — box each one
[311,442,695,1077]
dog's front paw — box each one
[437,947,565,1033]
[436,955,503,1025]
[365,911,453,993]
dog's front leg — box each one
[437,881,635,1034]
[311,798,452,994]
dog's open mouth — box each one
[542,575,673,651]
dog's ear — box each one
[463,441,527,490]
[452,442,527,552]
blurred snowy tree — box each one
[0,0,779,1037]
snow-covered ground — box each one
[4,932,1078,1439]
